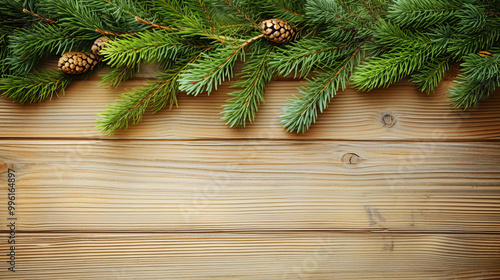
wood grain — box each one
[1,68,499,140]
[1,140,499,232]
[1,232,499,279]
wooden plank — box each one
[1,71,499,140]
[1,232,499,279]
[1,140,499,232]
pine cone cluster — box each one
[58,51,100,75]
[259,19,295,44]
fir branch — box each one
[97,70,180,135]
[449,52,500,109]
[281,44,363,134]
[95,29,135,36]
[5,23,95,75]
[0,70,73,104]
[45,0,145,35]
[266,0,306,24]
[351,48,428,91]
[222,44,274,127]
[22,8,57,23]
[223,0,258,28]
[448,29,500,58]
[101,30,194,69]
[134,16,175,30]
[270,38,353,78]
[387,0,460,29]
[410,56,451,94]
[178,35,263,96]
[99,64,140,88]
[352,22,445,91]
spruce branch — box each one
[99,64,140,88]
[223,0,258,28]
[387,0,460,29]
[22,8,57,23]
[179,35,264,96]
[100,30,195,69]
[135,16,174,30]
[222,44,274,127]
[352,22,444,91]
[449,52,500,109]
[270,38,353,78]
[281,43,363,134]
[45,0,145,35]
[410,56,451,94]
[5,23,94,75]
[0,70,73,104]
[97,70,181,135]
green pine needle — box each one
[387,0,460,29]
[99,64,140,88]
[101,30,195,69]
[222,44,274,127]
[0,70,73,104]
[449,52,500,109]
[410,57,451,94]
[97,73,180,135]
[178,44,245,96]
[270,38,357,78]
[281,46,362,134]
[5,23,94,75]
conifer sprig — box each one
[222,44,274,127]
[0,70,73,104]
[97,69,181,135]
[282,44,363,133]
[449,52,500,109]
[0,0,498,135]
[100,30,194,69]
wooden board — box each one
[1,140,499,232]
[1,232,500,279]
[1,70,500,140]
[1,64,500,278]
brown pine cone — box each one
[259,19,295,44]
[58,51,100,75]
[91,36,109,56]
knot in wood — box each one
[342,153,361,165]
[381,112,396,127]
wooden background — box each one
[1,64,500,279]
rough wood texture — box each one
[1,65,499,278]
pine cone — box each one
[91,36,109,56]
[58,51,99,75]
[259,19,295,44]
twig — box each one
[194,34,264,83]
[362,0,378,20]
[277,6,303,17]
[22,8,56,23]
[224,0,259,29]
[135,16,174,30]
[198,0,217,34]
[95,29,135,36]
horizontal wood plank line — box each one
[1,232,499,279]
[0,69,499,140]
[0,140,499,232]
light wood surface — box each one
[9,233,500,279]
[0,65,499,278]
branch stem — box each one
[22,8,56,23]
